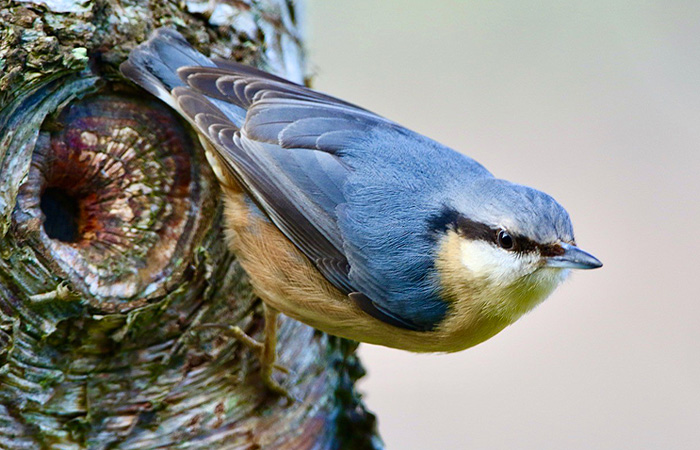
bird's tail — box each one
[120,28,216,111]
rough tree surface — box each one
[0,0,382,448]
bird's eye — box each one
[497,230,515,250]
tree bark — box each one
[0,1,382,448]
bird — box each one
[121,28,602,398]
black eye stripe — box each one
[538,242,566,257]
[427,208,565,256]
[454,215,495,243]
[514,236,537,253]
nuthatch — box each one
[121,29,602,397]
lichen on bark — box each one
[0,1,382,448]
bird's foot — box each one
[223,325,290,374]
[228,324,294,401]
[259,305,296,403]
[259,360,294,402]
[198,308,294,403]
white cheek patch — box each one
[460,240,539,283]
[534,267,572,295]
[456,238,572,322]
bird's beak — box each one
[545,242,602,270]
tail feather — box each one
[120,28,215,110]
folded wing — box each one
[121,28,443,331]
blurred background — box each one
[305,1,700,449]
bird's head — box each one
[432,178,602,323]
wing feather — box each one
[121,29,446,331]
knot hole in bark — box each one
[40,186,80,242]
[14,90,217,308]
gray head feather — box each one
[451,178,575,245]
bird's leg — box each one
[258,305,294,401]
[194,305,292,401]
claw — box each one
[260,364,295,403]
[274,363,291,375]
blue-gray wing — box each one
[121,29,451,331]
[175,71,440,330]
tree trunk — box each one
[0,1,382,448]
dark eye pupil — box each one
[498,230,514,250]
